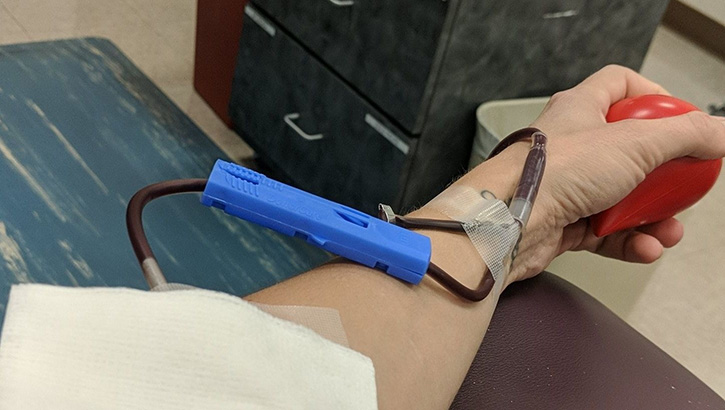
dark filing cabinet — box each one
[230,0,669,214]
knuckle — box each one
[550,90,574,104]
[601,64,630,75]
[652,81,668,95]
[630,135,663,171]
[610,120,665,169]
[685,111,717,136]
[680,112,725,157]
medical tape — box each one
[428,186,520,282]
[151,283,350,347]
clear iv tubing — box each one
[384,127,548,301]
[126,128,547,302]
[508,131,547,227]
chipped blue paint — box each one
[0,38,331,328]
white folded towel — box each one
[0,284,377,409]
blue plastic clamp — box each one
[201,160,432,284]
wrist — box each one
[405,206,486,294]
[415,142,554,290]
[406,148,520,294]
[452,142,531,201]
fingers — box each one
[596,230,663,263]
[565,218,684,263]
[636,218,684,248]
[624,232,665,263]
[575,65,670,116]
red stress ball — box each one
[590,95,722,237]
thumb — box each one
[611,112,725,169]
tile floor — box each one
[1,0,724,398]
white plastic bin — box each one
[470,97,549,168]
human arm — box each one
[246,65,725,409]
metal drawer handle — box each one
[328,0,354,6]
[283,113,324,141]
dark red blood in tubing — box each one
[590,95,722,237]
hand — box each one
[503,65,725,282]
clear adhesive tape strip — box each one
[429,186,521,282]
[151,283,350,347]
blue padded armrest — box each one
[0,38,330,328]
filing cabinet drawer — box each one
[230,6,414,213]
[249,0,449,134]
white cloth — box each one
[0,284,377,410]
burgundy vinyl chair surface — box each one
[452,272,724,409]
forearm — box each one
[246,144,537,409]
[246,65,725,409]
